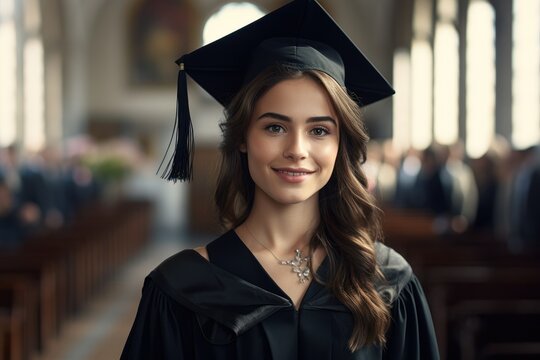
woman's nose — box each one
[283,133,308,160]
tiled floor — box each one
[31,232,199,360]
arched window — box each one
[203,2,265,45]
[0,0,45,151]
[393,49,412,153]
[433,0,459,145]
[410,0,433,150]
[466,0,495,158]
[0,0,17,147]
[411,39,433,150]
[512,0,540,148]
[23,0,45,152]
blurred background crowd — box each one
[365,138,540,250]
[0,138,142,246]
[2,136,539,251]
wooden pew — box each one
[423,266,540,359]
[0,309,23,360]
[0,256,58,353]
[450,299,540,360]
[0,199,153,358]
[0,274,39,360]
[382,209,540,359]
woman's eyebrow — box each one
[256,112,337,125]
[257,112,289,121]
[307,116,337,126]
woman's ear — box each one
[239,143,247,153]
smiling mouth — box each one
[273,168,315,176]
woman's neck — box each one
[240,190,320,254]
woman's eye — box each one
[311,127,329,136]
[266,124,285,133]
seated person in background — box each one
[1,145,46,229]
[509,145,540,251]
[0,179,41,245]
[0,180,19,244]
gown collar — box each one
[149,230,412,338]
[207,229,329,308]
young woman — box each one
[121,1,439,359]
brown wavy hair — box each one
[214,65,390,350]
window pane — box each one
[466,0,495,158]
[393,50,412,152]
[0,21,17,146]
[24,37,45,151]
[411,39,433,150]
[512,0,540,148]
[437,0,457,21]
[203,2,264,45]
[0,0,15,17]
[434,22,459,145]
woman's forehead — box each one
[252,77,338,120]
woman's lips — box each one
[272,168,315,183]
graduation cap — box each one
[160,0,394,182]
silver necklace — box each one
[245,226,312,284]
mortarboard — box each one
[160,0,395,182]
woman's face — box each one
[242,76,340,206]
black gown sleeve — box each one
[120,277,193,360]
[383,275,440,360]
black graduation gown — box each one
[121,230,439,359]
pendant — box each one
[280,249,311,283]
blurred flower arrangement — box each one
[77,138,143,200]
[68,137,144,204]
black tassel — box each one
[158,63,194,182]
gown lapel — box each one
[149,231,410,359]
[150,249,291,339]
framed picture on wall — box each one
[127,0,199,87]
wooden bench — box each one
[423,266,540,359]
[0,309,23,360]
[382,209,540,359]
[0,256,58,352]
[450,299,540,360]
[0,199,153,359]
[0,275,38,360]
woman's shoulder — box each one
[149,230,241,291]
[374,242,414,303]
[193,246,209,260]
[150,248,206,282]
[144,234,229,308]
[153,230,235,276]
[375,242,412,276]
[192,229,239,261]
